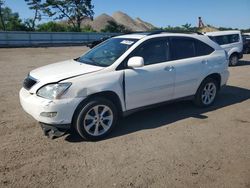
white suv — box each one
[205,30,243,66]
[20,32,229,140]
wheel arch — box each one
[230,51,240,58]
[199,73,221,90]
[71,90,123,126]
[194,73,221,107]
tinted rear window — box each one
[170,38,195,60]
[195,40,214,56]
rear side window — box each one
[228,34,240,43]
[170,38,195,60]
[130,38,169,65]
[195,40,214,56]
[209,34,240,45]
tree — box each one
[43,0,94,31]
[101,21,130,33]
[0,0,5,30]
[0,7,28,31]
[163,24,198,33]
[242,28,250,33]
[181,23,192,30]
[24,0,44,30]
[81,24,95,32]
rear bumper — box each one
[19,88,83,125]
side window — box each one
[170,37,195,60]
[228,34,239,43]
[214,36,229,45]
[195,39,214,56]
[211,34,239,45]
[130,39,169,65]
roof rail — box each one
[147,30,203,35]
[124,31,150,35]
[147,30,166,35]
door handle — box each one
[164,66,175,71]
[201,60,208,65]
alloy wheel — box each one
[201,82,217,105]
[83,105,113,136]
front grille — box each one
[23,75,37,90]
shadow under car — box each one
[64,85,250,142]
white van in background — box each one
[205,30,243,66]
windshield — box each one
[77,38,138,67]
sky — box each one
[4,0,250,29]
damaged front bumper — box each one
[19,87,83,126]
[40,123,71,139]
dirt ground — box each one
[0,47,249,188]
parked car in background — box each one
[86,37,110,48]
[205,30,243,66]
[243,34,250,54]
[86,36,115,48]
[20,32,229,140]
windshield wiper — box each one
[76,57,104,67]
[74,57,80,61]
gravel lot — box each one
[0,47,249,188]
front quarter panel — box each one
[62,70,125,111]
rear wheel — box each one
[194,78,218,107]
[229,54,239,66]
[74,98,118,141]
[245,48,250,54]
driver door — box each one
[124,38,175,110]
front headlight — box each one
[37,83,71,100]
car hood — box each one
[30,59,104,83]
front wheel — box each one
[194,78,218,107]
[74,98,118,141]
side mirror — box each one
[127,56,144,68]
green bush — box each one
[37,21,67,32]
[81,25,96,32]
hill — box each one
[81,11,155,32]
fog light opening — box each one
[40,112,57,118]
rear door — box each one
[169,37,213,99]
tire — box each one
[74,97,118,141]
[229,54,239,66]
[194,78,218,107]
